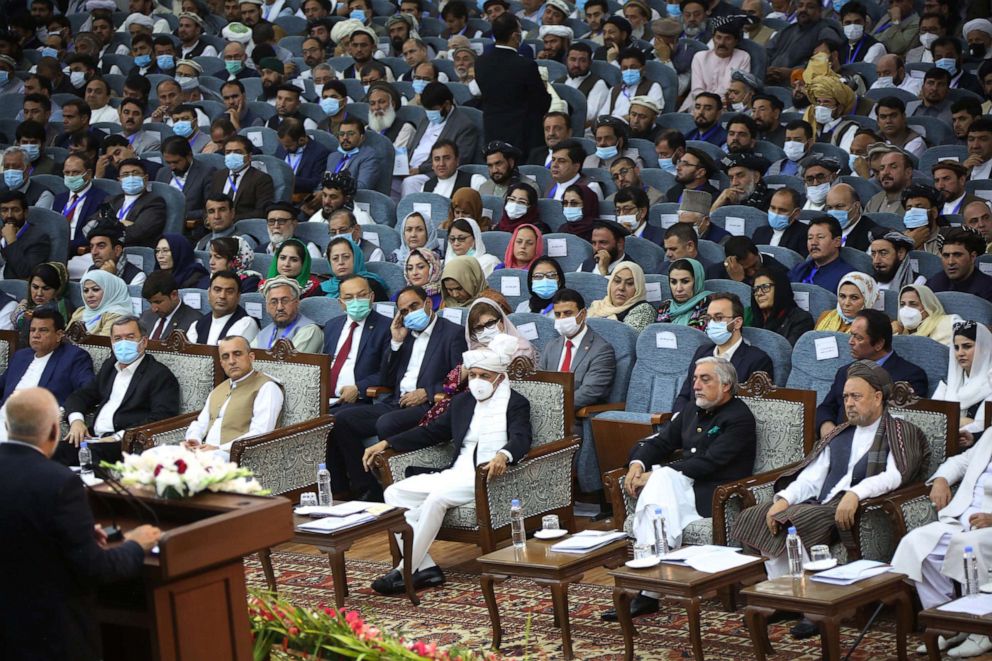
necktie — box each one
[63,194,77,219]
[328,321,359,395]
[151,317,166,341]
[561,340,574,372]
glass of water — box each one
[633,542,653,560]
[542,514,560,531]
[300,492,318,508]
[810,544,832,564]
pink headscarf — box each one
[502,223,545,270]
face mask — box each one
[112,339,141,364]
[836,303,856,324]
[1,165,28,191]
[172,120,194,138]
[0,71,7,85]
[412,79,428,94]
[814,105,834,124]
[345,297,372,321]
[69,71,86,88]
[872,76,894,89]
[532,278,558,299]
[403,307,430,331]
[121,175,145,195]
[319,97,341,115]
[666,3,680,17]
[475,325,500,345]
[20,143,39,162]
[134,53,152,68]
[848,153,860,171]
[466,248,476,256]
[705,320,733,345]
[176,76,197,91]
[617,214,639,230]
[595,145,618,160]
[156,54,175,70]
[843,24,863,41]
[971,44,988,59]
[314,83,325,97]
[225,153,246,171]
[936,58,957,76]
[659,157,677,174]
[898,306,923,330]
[225,60,243,75]
[338,145,360,157]
[64,174,87,192]
[832,0,847,12]
[731,102,746,113]
[806,182,830,205]
[41,47,59,59]
[554,314,580,338]
[621,69,641,86]
[783,140,806,162]
[350,9,366,21]
[827,209,850,227]
[563,207,583,222]
[767,210,790,231]
[904,207,930,229]
[505,201,528,219]
[468,376,496,401]
[426,109,444,125]
[920,32,938,49]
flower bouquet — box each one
[101,445,269,499]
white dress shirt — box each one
[330,317,367,398]
[942,193,969,216]
[90,105,120,125]
[149,306,180,339]
[69,354,147,438]
[62,182,93,241]
[185,371,284,460]
[565,73,610,123]
[426,173,458,198]
[971,160,992,181]
[556,325,588,371]
[768,227,785,246]
[223,166,250,196]
[410,119,447,169]
[550,173,604,201]
[186,314,260,345]
[611,81,663,120]
[14,352,53,391]
[714,336,743,360]
[392,315,437,394]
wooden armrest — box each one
[184,219,197,229]
[575,402,626,419]
[650,412,673,425]
[371,447,403,485]
[366,386,393,398]
[718,463,798,509]
[602,466,630,527]
[229,415,334,464]
[124,411,201,454]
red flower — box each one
[174,459,188,474]
[288,626,299,637]
[154,464,163,477]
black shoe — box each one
[601,594,659,622]
[790,618,819,639]
[370,569,405,595]
[766,610,801,624]
[412,566,446,590]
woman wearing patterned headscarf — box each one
[12,262,72,344]
[260,238,323,298]
[198,236,262,292]
[815,272,878,332]
[401,247,444,309]
[67,270,132,336]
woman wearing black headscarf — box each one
[749,267,814,346]
[557,183,599,242]
[516,256,566,316]
[494,182,551,234]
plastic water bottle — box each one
[652,507,669,557]
[786,526,803,578]
[964,546,980,595]
[510,499,526,549]
[317,463,332,506]
[78,442,93,479]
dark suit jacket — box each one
[389,389,532,472]
[629,396,757,516]
[527,145,551,166]
[815,352,929,429]
[411,107,482,175]
[323,145,382,192]
[2,222,50,279]
[275,139,332,194]
[0,442,146,660]
[107,192,167,248]
[53,186,110,255]
[753,221,809,258]
[208,166,275,221]
[380,316,467,403]
[138,303,202,339]
[842,215,879,253]
[323,311,391,399]
[673,342,774,414]
[474,46,551,155]
[154,158,217,222]
[0,343,94,406]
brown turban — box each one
[846,360,893,402]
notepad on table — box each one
[549,530,627,554]
[296,512,377,534]
[809,559,891,585]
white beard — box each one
[368,106,396,133]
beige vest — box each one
[206,371,283,445]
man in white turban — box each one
[964,19,992,60]
[365,334,533,595]
[538,24,573,62]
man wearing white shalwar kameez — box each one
[364,334,533,595]
[891,428,992,658]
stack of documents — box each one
[661,545,756,573]
[936,594,992,616]
[296,512,376,534]
[550,530,628,554]
[809,559,891,585]
[294,501,396,534]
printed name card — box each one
[814,336,840,361]
[126,254,143,269]
[547,238,568,257]
[977,190,992,202]
[516,322,538,340]
[412,202,432,222]
[131,297,143,316]
[793,291,810,311]
[355,201,371,217]
[980,262,992,276]
[660,213,678,229]
[910,258,920,273]
[871,295,885,311]
[247,131,264,148]
[645,281,662,302]
[655,331,678,349]
[245,302,263,319]
[392,147,409,176]
[364,232,380,246]
[500,277,521,296]
[183,292,201,309]
[375,303,394,318]
[441,308,462,324]
[724,216,746,236]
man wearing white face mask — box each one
[904,14,944,65]
[799,154,841,212]
[837,2,886,65]
[766,120,813,177]
[871,54,923,95]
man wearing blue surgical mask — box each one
[824,182,877,252]
[15,121,58,176]
[931,37,985,97]
[217,42,259,83]
[0,147,54,210]
[754,188,809,257]
[901,184,950,256]
[207,136,276,220]
[584,116,641,170]
[604,49,663,120]
[103,159,167,248]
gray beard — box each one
[368,107,396,133]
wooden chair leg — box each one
[259,548,277,593]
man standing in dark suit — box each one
[53,154,109,257]
[673,293,773,414]
[475,13,551,155]
[0,387,160,661]
[59,316,181,466]
[274,118,332,201]
[138,272,203,340]
[753,188,809,258]
[156,136,217,240]
[208,136,276,221]
[816,309,928,438]
[326,285,467,500]
[0,191,50,279]
[103,159,167,248]
[0,310,94,407]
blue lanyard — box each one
[696,125,719,142]
[846,37,866,64]
[548,183,558,198]
[285,151,303,173]
[334,154,351,173]
[117,198,139,221]
[267,317,300,349]
[802,266,819,284]
[62,192,86,217]
[171,175,185,191]
[227,174,239,194]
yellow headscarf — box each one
[802,53,856,135]
[588,261,648,320]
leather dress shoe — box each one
[790,618,819,639]
[412,566,446,590]
[600,594,659,622]
[371,569,405,595]
[916,633,967,655]
[948,634,992,658]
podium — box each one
[88,485,294,661]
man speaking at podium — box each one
[0,388,161,661]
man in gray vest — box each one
[251,277,324,354]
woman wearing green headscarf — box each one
[260,238,322,298]
[655,258,713,328]
[321,236,388,301]
[67,270,133,336]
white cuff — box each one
[68,412,85,425]
[498,449,513,463]
[390,340,402,351]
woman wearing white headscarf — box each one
[814,272,879,333]
[390,212,442,264]
[892,284,961,347]
[366,334,533,594]
[444,217,500,276]
[67,270,133,336]
[934,321,992,442]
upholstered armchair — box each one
[372,358,580,553]
[0,329,17,374]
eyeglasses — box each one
[448,234,472,244]
[532,272,558,281]
[753,283,774,294]
[804,173,832,185]
[611,167,633,181]
[154,248,171,255]
[470,318,499,335]
[267,217,294,226]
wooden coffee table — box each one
[919,604,992,661]
[477,537,629,660]
[740,572,912,661]
[260,506,419,608]
[609,556,767,661]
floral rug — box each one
[245,551,914,660]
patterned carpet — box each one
[246,551,916,660]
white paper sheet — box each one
[375,303,394,318]
[247,131,264,148]
[809,559,890,585]
[296,512,376,533]
[393,147,410,176]
[517,322,538,340]
[183,292,201,309]
[364,231,380,246]
[686,551,760,574]
[794,291,810,311]
[501,276,521,296]
[126,254,144,269]
[412,202,432,222]
[937,594,992,616]
[814,336,839,361]
[656,331,678,349]
[245,302,263,319]
[661,213,678,229]
[724,217,745,236]
[547,238,567,257]
[645,281,662,302]
[441,308,462,324]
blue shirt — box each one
[686,124,727,147]
[787,256,856,293]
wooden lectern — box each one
[88,486,293,661]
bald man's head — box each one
[6,388,60,454]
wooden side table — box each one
[609,556,767,661]
[477,537,629,660]
[740,572,912,661]
[919,606,992,661]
